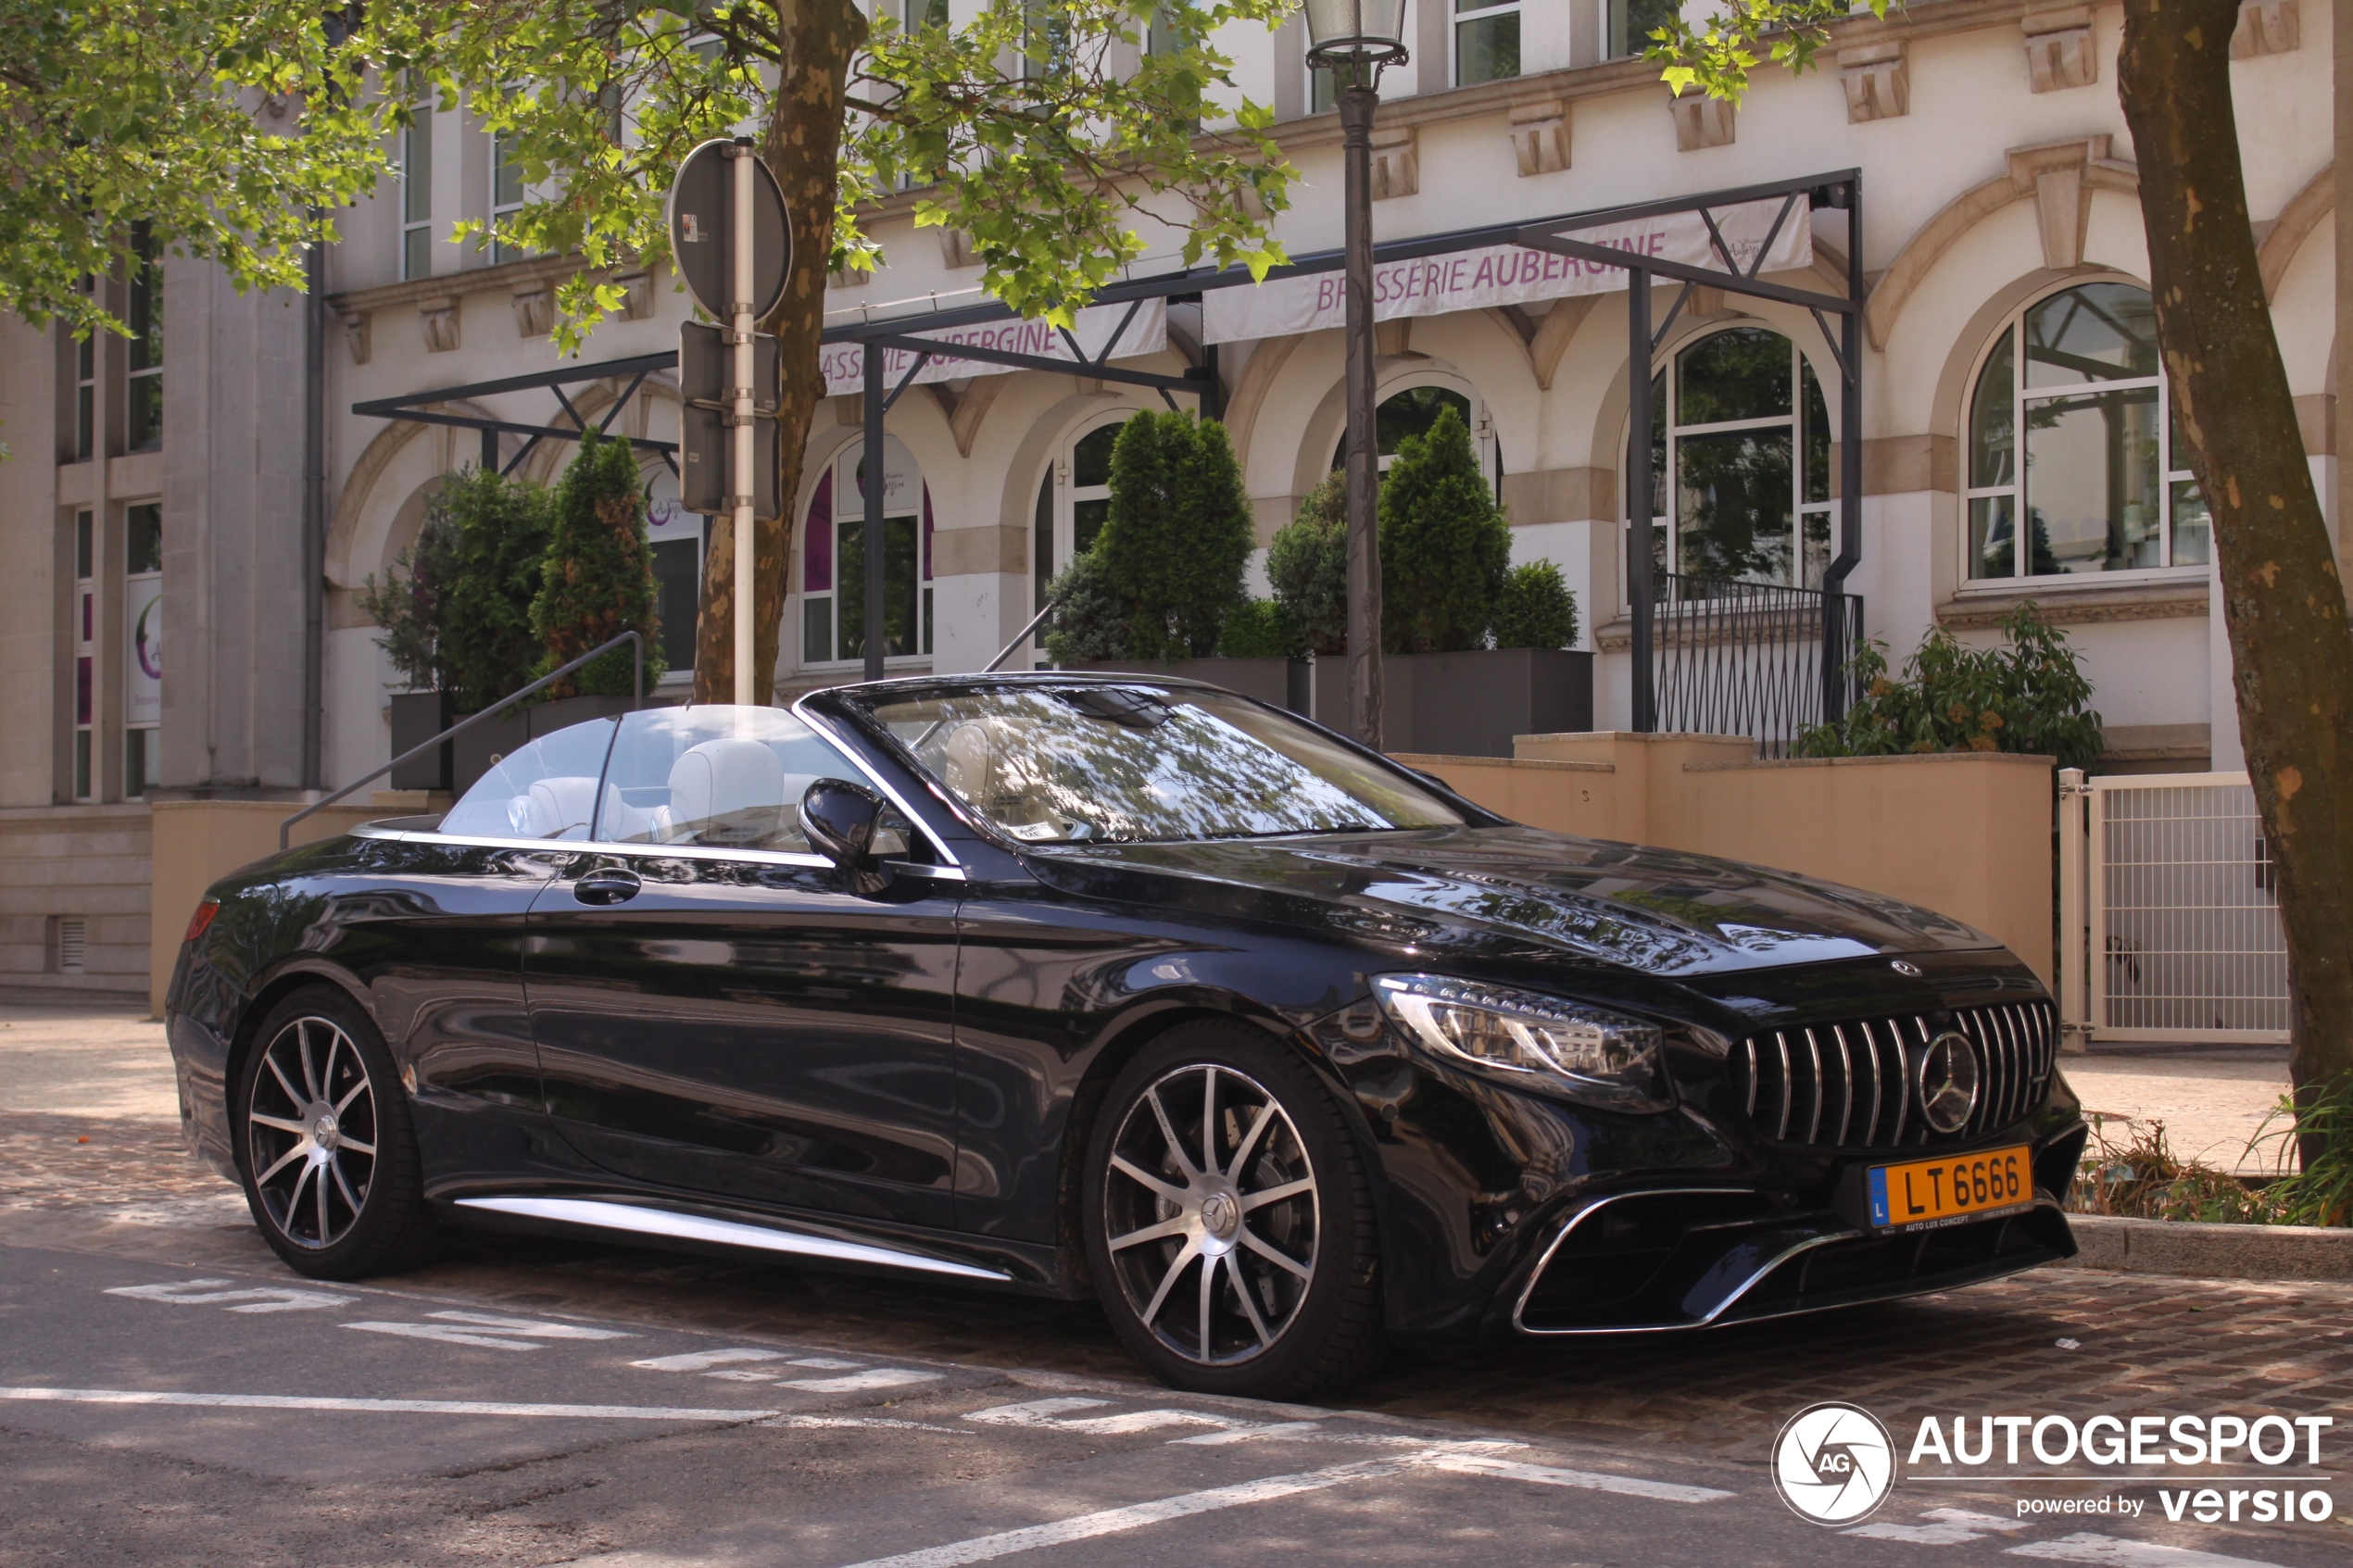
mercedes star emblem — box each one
[1914,1030,1981,1135]
[1889,959,1923,978]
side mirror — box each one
[799,778,890,894]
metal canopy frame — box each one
[350,173,1860,711]
[351,351,680,478]
[1516,169,1864,734]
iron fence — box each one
[1645,573,1864,758]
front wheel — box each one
[1082,1024,1386,1399]
[234,987,443,1279]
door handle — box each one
[573,868,643,906]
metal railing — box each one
[1647,573,1864,759]
[279,632,644,850]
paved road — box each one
[5,1240,2344,1568]
[1,1008,2346,1566]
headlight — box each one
[1372,972,1670,1111]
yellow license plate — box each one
[1866,1145,2033,1233]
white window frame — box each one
[71,509,94,802]
[1030,411,1130,663]
[1959,280,2206,593]
[1603,0,1675,61]
[122,501,161,799]
[801,439,934,671]
[490,118,526,265]
[1453,0,1523,86]
[1624,327,1835,608]
[400,94,434,281]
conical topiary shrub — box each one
[1378,405,1511,654]
[531,427,667,697]
[1265,470,1347,657]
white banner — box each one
[822,297,1168,398]
[125,577,161,726]
[1201,198,1814,346]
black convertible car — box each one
[167,675,2084,1398]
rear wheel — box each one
[1082,1023,1385,1399]
[234,987,442,1278]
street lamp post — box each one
[1302,1,1406,751]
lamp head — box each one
[1302,0,1409,77]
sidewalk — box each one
[2063,1048,2294,1175]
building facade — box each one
[2,0,2345,997]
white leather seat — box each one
[668,739,786,843]
[510,775,600,839]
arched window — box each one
[1032,414,1128,651]
[644,467,703,680]
[800,438,933,667]
[1965,281,2206,581]
[1328,385,1501,493]
[1630,325,1832,591]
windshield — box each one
[849,684,1465,845]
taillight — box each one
[183,898,220,945]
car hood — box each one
[1029,824,2000,978]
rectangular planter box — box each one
[1313,648,1593,758]
[387,691,456,792]
[437,694,642,800]
[1068,658,1312,717]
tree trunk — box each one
[2118,0,2353,1135]
[692,0,867,705]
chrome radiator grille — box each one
[1734,1001,2057,1149]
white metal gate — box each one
[2057,770,2290,1047]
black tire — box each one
[1082,1022,1386,1399]
[233,985,444,1279]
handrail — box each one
[981,596,1057,674]
[279,632,644,850]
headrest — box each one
[668,738,786,829]
[512,775,599,839]
[941,721,995,803]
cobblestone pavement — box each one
[7,1100,2349,1467]
[2069,1048,2296,1174]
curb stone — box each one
[2059,1213,2353,1281]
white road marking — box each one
[828,1440,1730,1568]
[106,1281,354,1313]
[763,1413,975,1436]
[632,1348,791,1373]
[1418,1450,1737,1504]
[425,1310,633,1340]
[343,1322,549,1351]
[780,1369,942,1394]
[345,1311,636,1351]
[829,1450,1448,1568]
[1172,1421,1327,1446]
[788,1357,865,1369]
[964,1397,1250,1436]
[1851,1508,2034,1545]
[2007,1534,2290,1568]
[704,1370,780,1382]
[0,1386,774,1422]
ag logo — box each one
[1771,1401,1896,1524]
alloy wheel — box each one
[1101,1063,1320,1366]
[245,1015,378,1250]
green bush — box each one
[1265,472,1347,657]
[1378,405,1511,654]
[1217,597,1302,659]
[531,427,667,697]
[1040,549,1129,663]
[1794,602,2103,772]
[357,517,458,696]
[1047,411,1255,660]
[359,466,558,711]
[1492,560,1579,650]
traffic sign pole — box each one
[730,138,757,707]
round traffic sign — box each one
[666,138,791,321]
